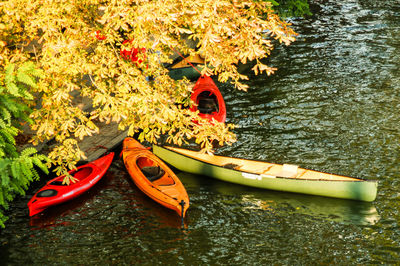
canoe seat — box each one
[222,163,241,170]
[141,166,165,182]
[198,97,218,114]
[276,164,299,178]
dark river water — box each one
[2,0,400,265]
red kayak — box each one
[28,152,114,216]
[190,75,226,123]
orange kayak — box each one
[121,137,189,217]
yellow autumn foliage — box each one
[0,0,296,183]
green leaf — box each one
[5,82,21,97]
[20,147,37,157]
[1,172,10,187]
[17,72,37,89]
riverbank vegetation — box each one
[275,0,312,18]
[0,62,50,227]
[0,0,297,227]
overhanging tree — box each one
[0,0,297,183]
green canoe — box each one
[168,66,202,81]
[167,54,204,81]
[153,145,378,202]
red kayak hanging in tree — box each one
[190,75,227,123]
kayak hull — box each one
[122,138,189,217]
[28,152,114,216]
[153,145,378,202]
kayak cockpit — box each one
[47,167,94,186]
[197,91,219,114]
[141,166,165,181]
[71,167,94,182]
[137,157,175,185]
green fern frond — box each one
[0,107,11,124]
[0,130,18,158]
[31,68,44,79]
[25,157,34,171]
[4,64,21,97]
[20,147,37,157]
[19,89,34,101]
[5,125,19,136]
[0,134,5,149]
[3,142,18,158]
[32,156,50,175]
[0,119,7,129]
[0,159,10,172]
[1,171,10,187]
[9,181,24,196]
[0,96,18,115]
[16,62,43,92]
[0,187,5,207]
[0,211,8,228]
[5,184,14,201]
[29,167,39,181]
[5,82,21,97]
[0,187,8,209]
[4,64,15,83]
[17,73,37,89]
[10,160,21,180]
[1,94,16,109]
[0,61,49,228]
[19,160,34,181]
[19,62,44,78]
[18,61,34,73]
[19,178,29,192]
[0,128,18,145]
[1,91,31,118]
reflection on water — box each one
[240,194,380,225]
[180,171,380,226]
[1,0,400,264]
